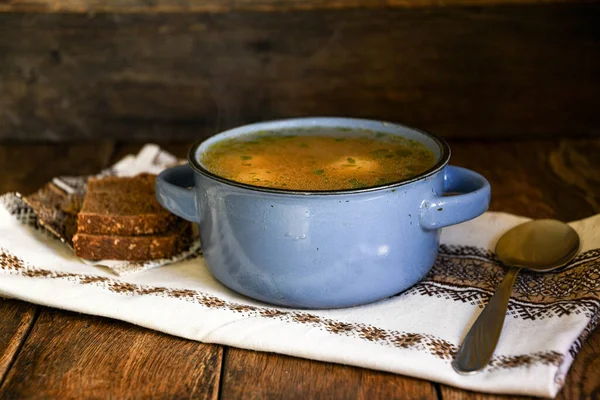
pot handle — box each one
[419,165,490,230]
[155,164,201,223]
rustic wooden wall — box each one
[0,1,599,141]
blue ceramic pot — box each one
[156,118,490,309]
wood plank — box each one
[0,309,222,399]
[441,386,535,400]
[557,330,600,400]
[0,142,114,195]
[0,300,38,387]
[0,0,591,13]
[1,4,598,141]
[221,348,438,399]
[447,138,600,221]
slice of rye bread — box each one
[23,182,83,245]
[77,174,179,235]
[73,220,192,261]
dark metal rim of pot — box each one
[186,117,452,196]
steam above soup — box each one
[199,128,436,191]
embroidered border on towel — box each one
[403,245,600,322]
[0,248,566,371]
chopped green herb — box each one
[376,132,386,138]
[240,155,253,160]
[347,157,356,164]
[376,178,389,185]
[313,169,325,175]
[334,138,346,142]
[372,149,392,159]
[395,149,412,157]
[348,179,367,188]
[299,143,309,148]
[242,163,252,166]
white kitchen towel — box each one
[0,145,598,398]
[20,144,199,276]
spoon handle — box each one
[452,266,522,374]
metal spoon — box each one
[452,219,580,375]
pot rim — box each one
[187,117,451,196]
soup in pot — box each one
[199,128,436,191]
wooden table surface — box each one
[0,138,598,399]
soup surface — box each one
[199,128,436,191]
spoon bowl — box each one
[495,219,580,272]
[452,219,580,375]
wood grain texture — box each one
[441,386,535,400]
[0,142,114,195]
[548,139,600,215]
[0,300,38,388]
[0,0,593,13]
[220,348,438,399]
[557,331,600,400]
[1,3,599,141]
[447,139,600,221]
[0,308,222,399]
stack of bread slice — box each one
[72,174,192,261]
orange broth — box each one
[199,129,436,191]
